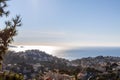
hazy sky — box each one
[5,0,120,47]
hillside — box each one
[3,50,76,79]
[4,50,71,70]
[3,50,120,79]
[72,56,120,68]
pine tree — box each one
[0,0,22,70]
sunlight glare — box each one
[9,45,60,55]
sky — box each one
[3,0,120,47]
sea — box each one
[9,46,120,61]
[53,47,120,60]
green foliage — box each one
[0,0,22,63]
[0,16,22,54]
[0,71,24,80]
[0,0,9,17]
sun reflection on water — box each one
[9,45,61,55]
